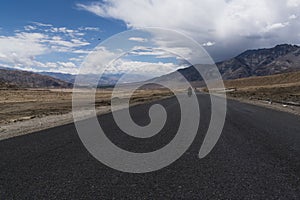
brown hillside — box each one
[224,71,300,89]
[0,69,73,88]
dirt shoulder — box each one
[0,106,111,141]
[224,73,300,116]
[227,96,300,116]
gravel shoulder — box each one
[0,106,111,141]
[227,96,300,116]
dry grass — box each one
[224,71,300,89]
[0,88,173,124]
[228,85,300,102]
[224,72,300,103]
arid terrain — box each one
[222,72,300,115]
[0,88,174,124]
[224,71,300,103]
[1,70,300,140]
[0,88,174,140]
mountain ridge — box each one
[151,44,300,84]
[219,44,300,79]
[0,68,73,88]
[1,44,299,88]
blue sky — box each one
[0,0,185,77]
[0,0,299,76]
[0,0,125,35]
[0,0,130,74]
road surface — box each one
[1,94,300,199]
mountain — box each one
[152,44,300,83]
[0,79,17,89]
[219,44,300,79]
[0,68,154,89]
[0,68,73,88]
[39,72,75,84]
[2,44,299,88]
[40,72,153,86]
[148,64,209,84]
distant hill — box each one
[151,44,300,83]
[0,68,73,88]
[2,44,299,88]
[40,72,153,86]
[39,72,75,84]
[224,71,300,89]
[0,68,153,89]
[0,79,17,89]
[39,72,122,86]
[147,64,210,85]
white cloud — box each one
[50,27,75,33]
[130,45,193,60]
[0,24,187,76]
[130,47,174,58]
[46,26,86,38]
[24,25,37,31]
[264,22,290,32]
[129,37,148,42]
[44,62,58,69]
[287,0,300,7]
[108,59,180,77]
[79,46,117,74]
[203,41,216,47]
[77,46,180,76]
[77,2,110,17]
[57,61,77,68]
[289,14,297,19]
[10,61,80,75]
[0,24,91,72]
[45,36,90,49]
[41,61,79,74]
[79,27,100,31]
[69,57,83,62]
[73,49,92,54]
[0,32,48,67]
[32,22,53,27]
[77,0,300,60]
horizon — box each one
[0,43,298,76]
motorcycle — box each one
[187,87,192,97]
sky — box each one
[0,0,300,76]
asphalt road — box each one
[1,94,300,199]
